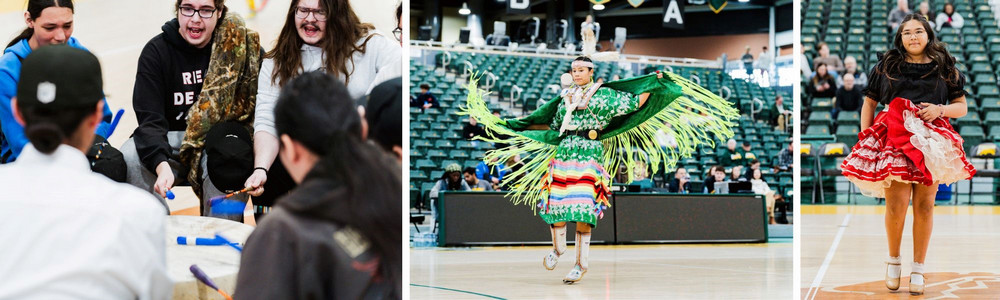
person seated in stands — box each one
[429,163,469,220]
[776,141,794,172]
[411,83,439,110]
[749,168,777,224]
[812,42,844,75]
[833,73,863,119]
[463,167,492,191]
[476,157,507,190]
[837,56,868,90]
[463,117,486,140]
[703,165,726,193]
[888,0,910,31]
[739,142,757,168]
[936,3,964,31]
[916,1,935,29]
[808,63,837,98]
[744,159,762,180]
[773,94,792,131]
[729,165,747,182]
[717,139,742,168]
[667,167,691,194]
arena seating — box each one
[801,0,999,203]
[410,50,792,210]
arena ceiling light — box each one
[459,2,471,15]
[593,4,605,10]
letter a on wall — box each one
[663,0,685,29]
[709,0,728,13]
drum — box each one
[166,215,253,299]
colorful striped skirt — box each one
[539,136,611,226]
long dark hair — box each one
[18,105,95,154]
[6,0,74,48]
[812,62,832,84]
[878,13,961,87]
[274,71,401,297]
[267,0,375,87]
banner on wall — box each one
[628,0,646,8]
[663,0,685,29]
[508,0,530,14]
[709,0,728,13]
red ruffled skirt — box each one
[840,97,976,198]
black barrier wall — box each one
[436,192,766,246]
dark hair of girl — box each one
[574,56,594,70]
[274,71,401,298]
[812,62,831,84]
[878,13,961,87]
[18,105,94,154]
[7,0,75,48]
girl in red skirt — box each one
[840,14,976,295]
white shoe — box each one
[886,262,901,291]
[910,272,924,295]
[562,264,587,284]
[543,250,561,270]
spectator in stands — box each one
[718,138,742,167]
[412,83,439,110]
[741,46,754,76]
[476,157,507,189]
[833,73,863,119]
[463,167,493,191]
[776,141,794,172]
[668,168,691,193]
[0,44,171,300]
[0,0,116,164]
[749,168,777,224]
[729,165,746,182]
[773,94,792,131]
[703,165,726,193]
[744,159,762,180]
[808,63,837,98]
[837,56,868,90]
[429,164,470,220]
[813,42,845,74]
[463,117,487,140]
[888,0,910,31]
[935,3,963,31]
[917,1,935,29]
[757,46,773,78]
[739,142,757,167]
[394,3,402,45]
[236,71,401,299]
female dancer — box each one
[464,56,739,283]
[840,14,975,295]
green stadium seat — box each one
[836,111,861,125]
[808,111,833,126]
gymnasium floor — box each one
[0,0,396,216]
[801,205,1000,299]
[410,240,792,299]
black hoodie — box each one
[131,18,212,173]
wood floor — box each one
[411,242,792,299]
[801,205,1000,299]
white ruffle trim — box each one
[902,111,970,185]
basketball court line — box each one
[805,213,852,300]
[409,284,506,300]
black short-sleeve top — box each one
[863,60,966,106]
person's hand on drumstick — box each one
[244,168,267,197]
[154,161,174,198]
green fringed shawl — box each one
[461,72,740,208]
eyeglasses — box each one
[179,6,217,19]
[393,27,402,41]
[295,7,327,21]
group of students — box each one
[0,0,403,298]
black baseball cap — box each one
[204,122,254,192]
[17,45,104,109]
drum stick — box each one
[189,264,233,300]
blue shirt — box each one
[0,38,113,162]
